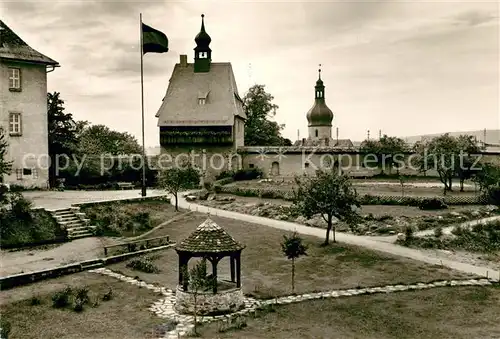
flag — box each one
[142,23,169,54]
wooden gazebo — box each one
[175,218,245,293]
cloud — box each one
[453,10,498,26]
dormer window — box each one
[198,98,206,105]
[199,51,208,59]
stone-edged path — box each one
[175,193,500,282]
[414,215,500,237]
[89,267,496,339]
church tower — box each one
[194,14,211,73]
[306,65,333,145]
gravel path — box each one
[176,192,500,281]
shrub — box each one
[74,298,85,312]
[486,186,500,206]
[30,296,42,306]
[0,318,11,339]
[404,225,414,242]
[126,256,160,273]
[434,227,443,238]
[102,287,113,301]
[74,286,90,305]
[52,287,72,308]
[418,198,447,210]
[233,168,263,181]
[215,170,235,181]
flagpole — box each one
[140,13,147,197]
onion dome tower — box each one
[194,14,212,73]
[306,65,333,144]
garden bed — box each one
[80,200,181,237]
[195,194,498,236]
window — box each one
[249,164,255,168]
[32,168,38,179]
[23,168,32,176]
[315,129,318,137]
[198,98,206,105]
[16,169,22,180]
[199,52,208,59]
[304,162,310,168]
[9,112,22,136]
[8,68,21,90]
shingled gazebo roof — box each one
[175,218,244,253]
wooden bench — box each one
[117,182,135,190]
[103,235,170,256]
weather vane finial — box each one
[318,63,322,79]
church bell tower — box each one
[194,14,212,73]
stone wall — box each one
[175,286,245,315]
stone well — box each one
[174,217,246,315]
[175,285,245,315]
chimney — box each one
[180,55,188,67]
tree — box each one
[157,165,200,211]
[281,232,307,294]
[47,92,80,187]
[472,163,500,192]
[360,135,409,175]
[455,135,481,192]
[293,170,360,245]
[415,134,458,194]
[243,84,289,146]
[185,259,211,336]
[78,124,141,155]
[0,128,12,182]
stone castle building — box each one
[155,15,499,180]
[0,20,59,188]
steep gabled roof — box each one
[156,62,246,127]
[0,20,59,66]
[175,218,245,253]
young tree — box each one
[0,128,12,182]
[47,92,80,187]
[243,84,289,146]
[157,165,200,211]
[185,259,210,336]
[293,170,360,245]
[398,175,407,197]
[281,232,307,294]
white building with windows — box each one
[0,20,59,188]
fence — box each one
[219,186,487,206]
[103,235,171,256]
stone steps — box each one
[49,207,95,240]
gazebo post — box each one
[230,255,236,283]
[211,256,218,293]
[236,251,241,288]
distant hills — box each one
[400,129,500,145]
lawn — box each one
[199,285,500,339]
[81,200,184,237]
[110,213,475,298]
[0,272,166,339]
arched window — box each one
[315,129,318,137]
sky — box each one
[2,0,499,147]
